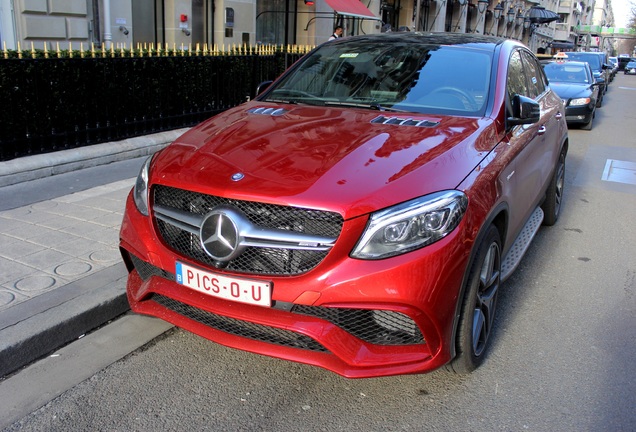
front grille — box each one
[292,305,425,346]
[152,294,329,352]
[153,185,343,276]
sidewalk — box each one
[0,129,188,378]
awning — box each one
[526,6,561,24]
[550,41,575,49]
[324,0,380,20]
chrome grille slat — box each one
[371,115,439,127]
[152,185,343,275]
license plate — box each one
[176,261,271,307]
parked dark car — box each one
[562,51,612,94]
[618,55,632,71]
[608,56,618,81]
[624,60,636,75]
[120,33,568,378]
[543,60,601,130]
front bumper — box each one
[119,191,471,378]
[564,104,594,125]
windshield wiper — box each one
[264,98,326,107]
[323,101,405,112]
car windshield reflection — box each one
[263,40,493,116]
[544,62,591,84]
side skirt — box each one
[501,207,544,282]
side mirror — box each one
[507,94,540,126]
[256,80,273,96]
[602,63,612,70]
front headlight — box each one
[133,156,151,216]
[569,97,591,106]
[351,191,468,260]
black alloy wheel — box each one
[450,224,501,374]
[541,149,566,226]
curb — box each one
[0,263,130,378]
[0,128,189,187]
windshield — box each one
[262,39,493,116]
[563,53,602,70]
[544,62,591,84]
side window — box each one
[521,51,546,98]
[507,51,527,98]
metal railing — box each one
[0,43,310,161]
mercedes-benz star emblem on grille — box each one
[200,209,242,261]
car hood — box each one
[550,83,593,99]
[151,102,498,219]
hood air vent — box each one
[371,115,439,128]
[247,107,288,116]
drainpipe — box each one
[103,0,112,48]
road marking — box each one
[602,159,636,186]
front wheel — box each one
[450,225,501,374]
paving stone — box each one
[0,240,41,259]
[0,257,38,285]
[15,249,75,270]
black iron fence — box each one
[0,45,308,161]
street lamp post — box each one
[475,0,490,33]
[490,2,504,36]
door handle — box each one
[555,112,563,119]
[538,125,547,135]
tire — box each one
[449,225,501,374]
[541,149,566,226]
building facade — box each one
[0,0,623,54]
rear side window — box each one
[507,51,527,97]
[521,51,547,98]
[507,50,547,100]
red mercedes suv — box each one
[120,33,568,378]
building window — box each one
[256,0,287,45]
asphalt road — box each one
[2,74,636,431]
